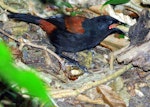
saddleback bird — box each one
[8,13,124,72]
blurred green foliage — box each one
[0,41,55,106]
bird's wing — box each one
[64,16,86,34]
[48,15,87,34]
[46,14,66,30]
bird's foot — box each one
[74,63,91,74]
[59,54,91,74]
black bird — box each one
[8,13,124,72]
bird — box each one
[8,13,124,72]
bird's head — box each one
[95,15,125,35]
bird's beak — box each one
[109,23,119,29]
[108,21,126,35]
[109,22,125,30]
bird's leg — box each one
[56,51,89,73]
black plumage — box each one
[8,13,124,71]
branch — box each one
[0,28,63,69]
[51,64,133,98]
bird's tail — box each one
[8,13,42,25]
[8,13,57,34]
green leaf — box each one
[62,2,73,8]
[0,41,12,64]
[103,0,130,6]
[118,34,125,38]
[0,42,55,106]
[70,11,82,16]
[57,2,73,8]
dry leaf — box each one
[97,85,126,107]
[101,34,130,51]
[141,0,150,5]
[105,5,136,26]
[11,47,22,60]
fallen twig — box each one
[51,64,133,98]
[109,52,114,70]
[76,94,105,105]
